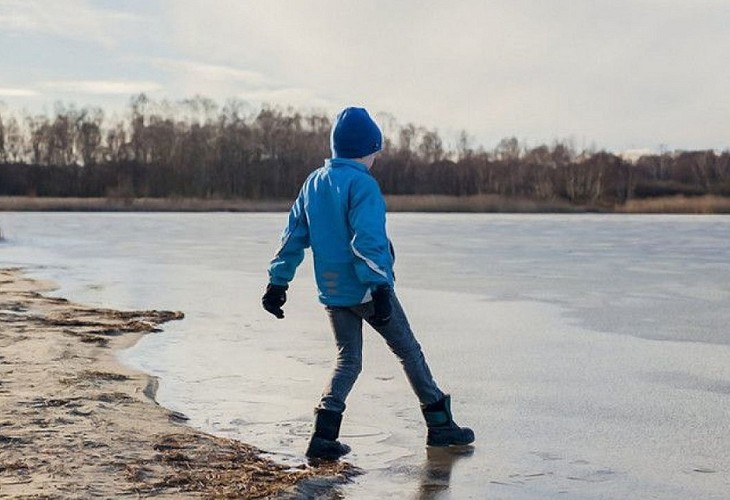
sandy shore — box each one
[0,268,354,499]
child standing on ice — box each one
[262,107,474,460]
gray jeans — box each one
[318,292,445,413]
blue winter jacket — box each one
[268,157,395,306]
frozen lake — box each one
[1,212,729,499]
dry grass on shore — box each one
[1,194,729,214]
[0,194,581,213]
[0,196,292,212]
[384,194,583,213]
[616,195,730,214]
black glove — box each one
[262,283,288,319]
[369,285,392,327]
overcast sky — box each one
[1,0,728,152]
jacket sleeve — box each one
[268,189,310,286]
[347,175,393,289]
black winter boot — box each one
[421,395,475,447]
[305,408,351,460]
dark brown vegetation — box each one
[1,95,728,212]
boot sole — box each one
[427,433,476,447]
[427,439,475,447]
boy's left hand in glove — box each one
[369,285,392,327]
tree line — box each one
[1,95,729,207]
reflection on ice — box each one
[418,446,475,499]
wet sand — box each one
[0,268,354,499]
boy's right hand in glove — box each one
[262,283,288,319]
[369,285,392,327]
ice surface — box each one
[1,212,728,499]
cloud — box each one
[40,80,162,95]
[0,87,39,97]
[141,57,334,110]
[149,58,271,87]
[0,0,138,46]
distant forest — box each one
[1,94,729,208]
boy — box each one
[262,107,474,460]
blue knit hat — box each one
[330,107,383,159]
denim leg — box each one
[317,306,364,413]
[360,293,445,406]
